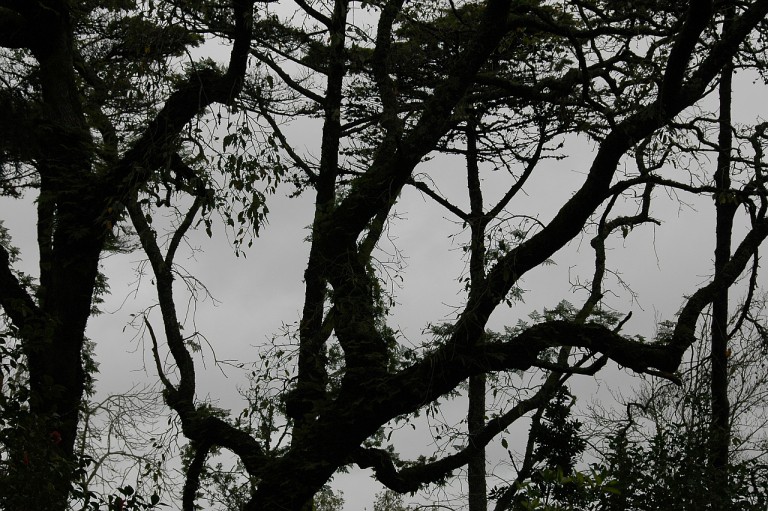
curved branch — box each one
[352,378,554,493]
[129,199,267,474]
[673,216,768,355]
[127,199,195,404]
[355,348,608,493]
[660,0,714,109]
[107,0,255,197]
[145,317,175,394]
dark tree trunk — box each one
[709,6,736,506]
[8,4,102,509]
[465,115,488,511]
[468,373,488,511]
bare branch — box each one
[293,0,332,27]
[145,316,175,394]
[408,178,469,221]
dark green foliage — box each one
[600,422,712,510]
[512,387,594,510]
[596,423,768,511]
[531,389,585,477]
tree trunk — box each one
[709,6,736,506]
[465,115,488,511]
[12,3,101,509]
[468,373,488,511]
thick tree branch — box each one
[660,0,714,109]
[353,372,558,493]
[325,319,682,462]
[106,0,255,197]
[356,345,609,493]
[289,0,348,425]
[129,199,267,475]
[318,0,516,248]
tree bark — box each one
[18,3,100,509]
[465,115,488,511]
[709,6,736,506]
[468,373,488,511]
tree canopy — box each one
[2,0,768,510]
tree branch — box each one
[293,0,332,27]
[673,216,768,355]
[106,0,255,197]
[257,97,318,183]
[407,178,469,221]
[145,316,175,394]
[127,199,195,404]
[165,193,205,269]
[353,381,554,492]
[355,347,607,493]
[129,199,267,475]
[0,242,40,332]
[660,0,714,109]
[249,49,325,103]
